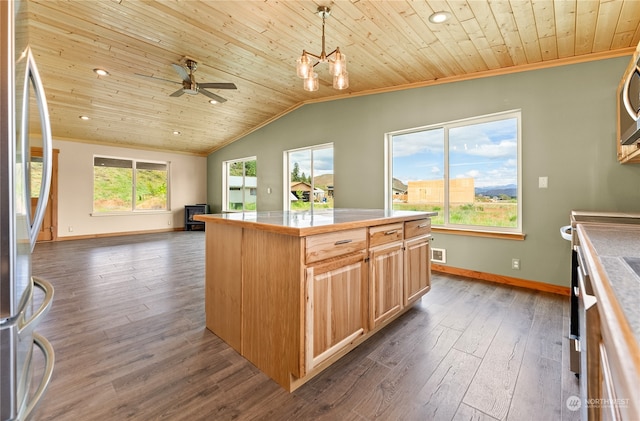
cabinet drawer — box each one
[305,228,367,264]
[405,218,431,239]
[369,223,404,247]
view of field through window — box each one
[391,113,519,230]
[93,157,168,212]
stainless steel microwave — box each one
[620,46,640,146]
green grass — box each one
[393,201,517,228]
[290,197,334,211]
[94,166,167,212]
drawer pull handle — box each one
[418,223,429,228]
[334,239,353,245]
[384,230,398,235]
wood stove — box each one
[184,204,209,231]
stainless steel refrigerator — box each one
[1,0,55,420]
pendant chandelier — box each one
[295,6,348,92]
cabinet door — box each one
[305,252,368,373]
[369,242,404,329]
[404,235,431,306]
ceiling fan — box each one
[137,59,237,103]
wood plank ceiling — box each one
[26,0,640,156]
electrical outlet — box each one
[538,176,548,188]
[168,219,171,225]
[512,258,520,270]
[431,248,446,263]
[68,226,73,232]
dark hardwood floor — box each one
[30,231,580,421]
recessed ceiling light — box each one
[79,115,90,120]
[93,68,110,76]
[209,99,218,105]
[429,11,451,24]
[173,130,181,135]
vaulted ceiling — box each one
[26,0,640,156]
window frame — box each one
[385,110,522,235]
[283,143,333,212]
[222,156,257,212]
[92,155,170,214]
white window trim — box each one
[385,110,522,234]
[222,156,257,212]
[283,143,333,211]
[93,155,171,214]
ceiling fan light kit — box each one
[296,6,348,92]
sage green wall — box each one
[207,57,640,287]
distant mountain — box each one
[475,184,517,198]
[392,178,407,192]
[313,174,333,188]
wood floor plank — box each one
[29,232,580,421]
[461,290,536,419]
[507,351,563,420]
[352,325,462,419]
[402,348,482,421]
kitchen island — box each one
[195,209,436,391]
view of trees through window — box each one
[224,158,257,211]
[93,157,168,212]
[389,111,520,231]
[287,144,333,211]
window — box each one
[284,144,333,211]
[386,110,521,233]
[223,157,257,212]
[93,156,169,213]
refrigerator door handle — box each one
[18,276,54,335]
[19,332,55,421]
[23,48,53,251]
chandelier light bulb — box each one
[329,51,346,77]
[333,70,349,90]
[304,72,319,91]
[296,52,314,79]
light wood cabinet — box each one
[305,251,368,372]
[404,235,431,305]
[369,241,404,328]
[404,218,432,306]
[198,210,434,392]
[368,223,404,329]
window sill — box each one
[91,210,172,217]
[432,227,526,240]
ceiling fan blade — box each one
[171,63,191,83]
[198,82,237,90]
[199,89,227,103]
[169,89,185,97]
[134,73,180,85]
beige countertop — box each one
[195,208,437,236]
[577,223,640,345]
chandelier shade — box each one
[296,6,349,91]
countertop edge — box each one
[194,210,436,237]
